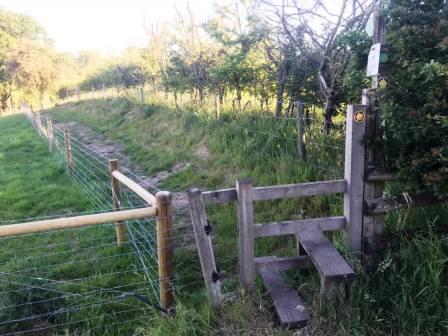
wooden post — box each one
[236,179,255,290]
[139,86,145,112]
[156,191,175,312]
[296,100,307,160]
[362,90,385,253]
[109,160,126,246]
[187,188,222,306]
[343,104,367,252]
[36,113,43,136]
[64,129,73,174]
[362,2,388,253]
[47,117,53,153]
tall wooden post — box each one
[187,188,222,306]
[344,104,367,252]
[362,2,388,253]
[64,129,73,174]
[47,117,53,153]
[236,179,255,290]
[156,191,175,312]
[296,100,307,160]
[109,160,126,246]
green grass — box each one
[3,92,447,335]
[0,115,159,335]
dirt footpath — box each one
[52,119,194,246]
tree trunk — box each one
[322,98,336,134]
[275,62,288,118]
[236,87,242,110]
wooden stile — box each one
[156,191,175,312]
[64,129,73,174]
[187,188,222,306]
[343,104,367,252]
[236,179,255,290]
[109,160,126,246]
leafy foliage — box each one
[380,0,448,196]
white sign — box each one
[367,43,381,77]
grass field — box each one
[1,94,447,335]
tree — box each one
[0,9,47,111]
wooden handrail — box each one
[112,170,156,205]
[0,207,157,237]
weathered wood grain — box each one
[254,216,346,238]
[258,267,310,329]
[202,188,237,205]
[187,188,222,306]
[237,179,255,290]
[343,104,366,252]
[252,179,346,202]
[295,227,355,296]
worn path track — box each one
[51,118,194,247]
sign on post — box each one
[366,43,381,77]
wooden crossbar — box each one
[254,216,346,238]
[0,207,157,237]
[112,170,156,205]
[252,179,347,201]
[202,179,347,205]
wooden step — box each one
[258,266,310,329]
[295,228,355,296]
[255,255,312,272]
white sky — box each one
[0,0,215,56]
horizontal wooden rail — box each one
[202,180,347,205]
[112,170,156,205]
[252,179,347,201]
[0,207,157,237]
[366,192,445,215]
[254,216,346,238]
[202,188,237,205]
[366,171,396,182]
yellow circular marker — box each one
[354,111,365,123]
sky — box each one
[0,0,215,56]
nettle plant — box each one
[378,0,448,197]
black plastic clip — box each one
[211,270,220,283]
[204,219,212,236]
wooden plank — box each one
[362,89,386,253]
[295,227,355,296]
[187,188,222,306]
[156,191,175,312]
[112,170,156,205]
[254,216,346,238]
[109,160,126,247]
[366,192,444,215]
[0,207,157,237]
[258,267,310,328]
[202,188,237,205]
[343,104,366,252]
[252,180,346,202]
[255,256,312,273]
[237,179,255,290]
[366,170,396,182]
